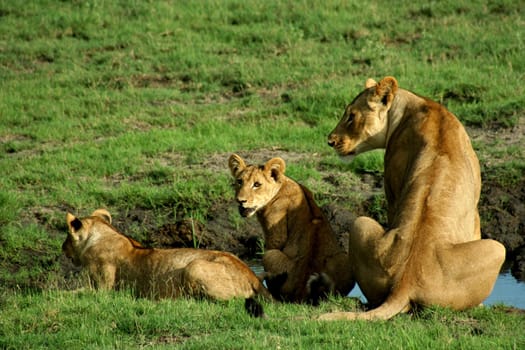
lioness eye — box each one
[253,182,261,188]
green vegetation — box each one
[0,0,524,348]
[1,290,523,349]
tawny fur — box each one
[228,154,354,303]
[320,76,505,320]
[62,209,271,316]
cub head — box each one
[327,76,398,159]
[228,154,286,218]
[62,209,113,265]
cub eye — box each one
[253,182,261,189]
[236,179,243,186]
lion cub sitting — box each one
[62,209,271,317]
[228,154,354,304]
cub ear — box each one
[365,78,377,88]
[371,76,398,106]
[228,154,247,177]
[66,212,83,235]
[91,209,112,224]
[264,157,286,182]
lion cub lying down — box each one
[321,76,506,320]
[229,154,354,304]
[62,209,271,317]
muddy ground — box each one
[112,121,525,283]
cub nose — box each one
[327,134,337,148]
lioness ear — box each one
[365,78,377,88]
[66,212,83,234]
[91,209,112,224]
[264,157,286,182]
[371,76,398,106]
[228,154,246,177]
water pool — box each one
[348,270,525,309]
[251,264,525,309]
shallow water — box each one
[251,264,525,309]
[348,270,525,309]
[484,271,525,309]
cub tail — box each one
[307,272,335,306]
[244,297,266,318]
[244,274,275,318]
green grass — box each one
[0,0,524,348]
[0,290,523,350]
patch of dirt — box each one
[479,180,525,281]
[135,176,524,283]
[468,118,525,280]
[123,120,525,282]
[480,182,525,251]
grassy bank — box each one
[0,0,524,348]
[1,290,524,349]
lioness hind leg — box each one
[427,239,506,309]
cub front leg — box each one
[262,249,294,275]
[262,249,297,300]
[89,264,116,291]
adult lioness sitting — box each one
[62,209,271,317]
[228,154,354,304]
[320,76,506,320]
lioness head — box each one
[62,209,112,265]
[328,76,398,159]
[228,154,286,218]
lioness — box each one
[228,154,354,304]
[321,76,506,320]
[63,209,271,317]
